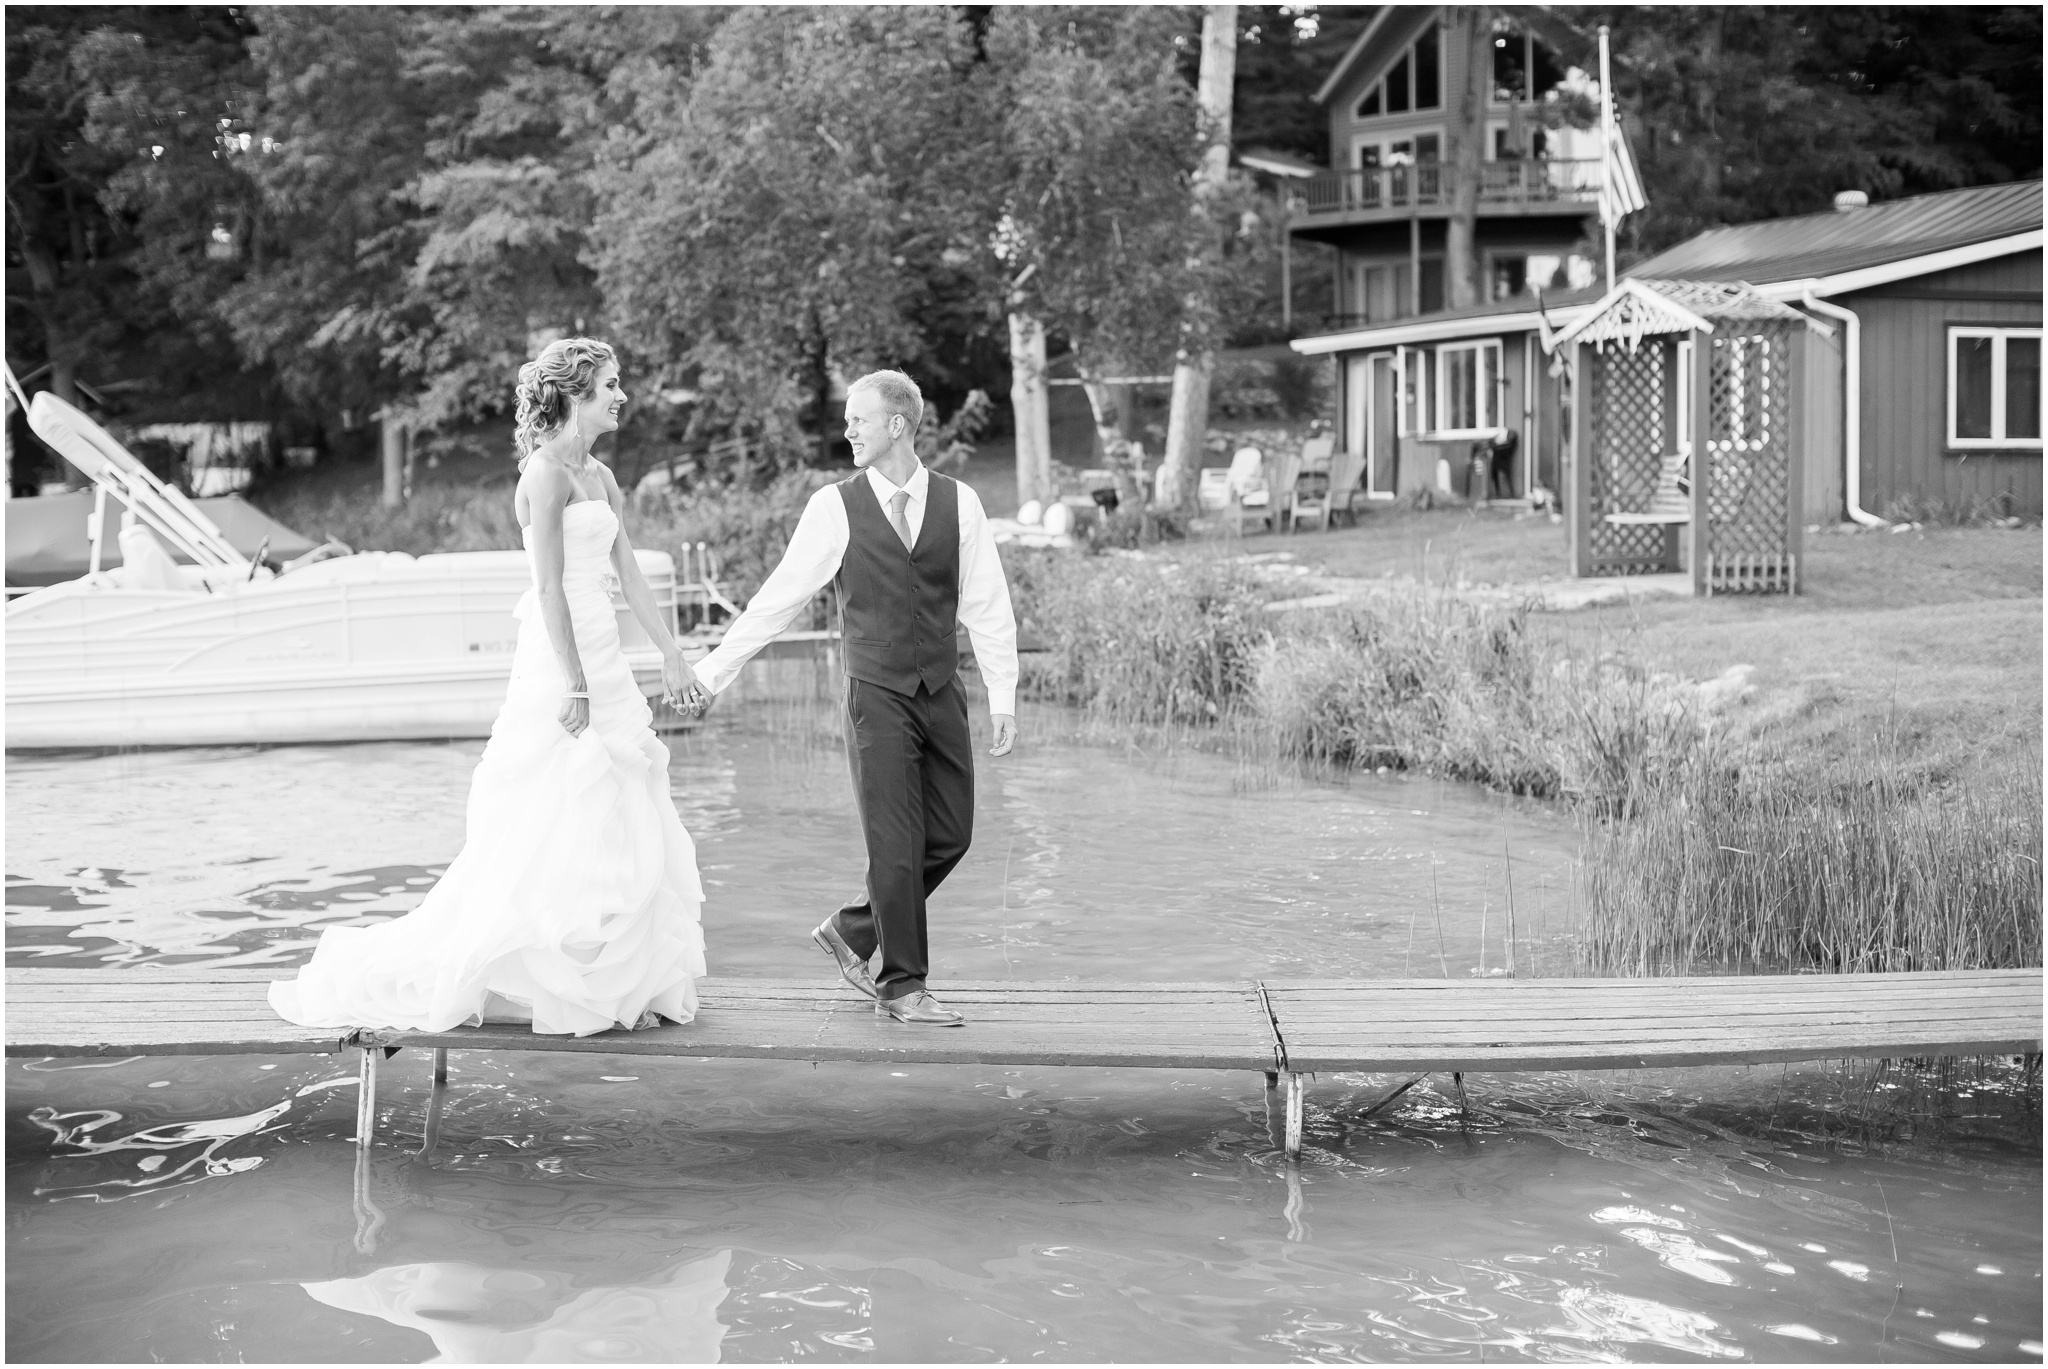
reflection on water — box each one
[304,1251,733,1364]
[7,693,2041,1362]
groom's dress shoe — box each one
[876,990,964,1026]
[812,918,878,1000]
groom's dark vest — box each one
[834,471,960,698]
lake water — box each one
[7,684,2041,1363]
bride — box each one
[270,338,709,1036]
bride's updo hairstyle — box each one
[514,336,617,465]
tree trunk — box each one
[1006,310,1053,507]
[1445,6,1491,310]
[1155,3,1237,512]
[380,411,407,508]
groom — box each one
[689,370,1020,1026]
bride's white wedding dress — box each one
[270,500,705,1035]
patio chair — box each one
[1295,442,1365,532]
[1220,446,1274,534]
[1289,438,1341,532]
[1266,448,1305,533]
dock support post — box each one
[418,1047,449,1157]
[1284,1073,1305,1159]
[355,1045,380,1151]
[1452,1071,1469,1131]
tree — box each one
[5,7,260,418]
[1544,6,2043,261]
[1442,8,1492,310]
[1156,6,1238,512]
[985,10,1213,508]
[586,7,996,476]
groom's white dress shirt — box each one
[693,463,1020,716]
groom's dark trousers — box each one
[827,471,974,1002]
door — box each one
[1368,353,1400,497]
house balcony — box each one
[1289,159,1602,235]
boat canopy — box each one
[6,491,318,588]
[26,391,253,574]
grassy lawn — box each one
[1174,505,2041,789]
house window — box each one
[1418,257,1444,314]
[1433,340,1502,435]
[1413,26,1440,109]
[1489,256,1527,301]
[1949,327,2043,449]
[1385,46,1410,112]
[1356,26,1444,119]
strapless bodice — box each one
[523,500,619,593]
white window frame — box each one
[1429,339,1502,438]
[1948,326,2043,450]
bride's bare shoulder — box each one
[517,461,574,524]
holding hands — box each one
[663,650,711,716]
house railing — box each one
[1297,159,1603,217]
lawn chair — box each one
[1301,444,1367,531]
[1288,437,1342,532]
[1221,446,1273,534]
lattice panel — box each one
[1704,325,1796,593]
[1587,342,1678,574]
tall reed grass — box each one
[1576,739,2042,975]
[1006,546,2042,974]
[1007,550,1699,808]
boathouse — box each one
[1292,179,2044,520]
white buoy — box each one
[1042,501,1074,536]
[1017,498,1044,527]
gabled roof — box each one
[1552,280,1820,352]
[1312,6,1440,107]
[1631,180,2043,288]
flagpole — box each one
[1599,25,1615,293]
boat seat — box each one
[1604,453,1692,525]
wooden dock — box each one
[8,966,2040,1158]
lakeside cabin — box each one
[1290,179,2044,521]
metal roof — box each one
[1630,180,2043,286]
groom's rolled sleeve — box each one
[954,483,1019,717]
[693,487,847,696]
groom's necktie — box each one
[886,489,915,552]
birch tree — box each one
[1154,5,1237,512]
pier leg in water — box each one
[1284,1074,1306,1159]
[352,1140,387,1256]
[1452,1071,1470,1132]
[1283,1161,1309,1243]
[417,1048,449,1158]
[355,1045,381,1151]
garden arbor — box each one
[1556,280,1828,595]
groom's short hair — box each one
[848,370,924,434]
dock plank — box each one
[8,968,2036,1078]
[1263,972,2042,1073]
[5,966,348,1057]
[356,978,1283,1071]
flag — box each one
[1597,31,1647,229]
[1599,117,1647,228]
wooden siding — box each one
[1802,318,1846,521]
[1845,248,2043,517]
